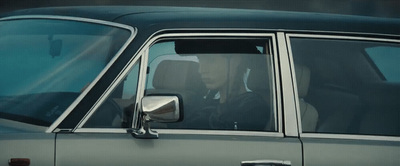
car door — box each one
[54,32,303,166]
[287,34,400,166]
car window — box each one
[146,38,276,131]
[290,37,400,136]
[83,60,140,128]
[366,46,400,82]
[0,19,130,127]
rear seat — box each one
[308,87,362,134]
[358,82,400,136]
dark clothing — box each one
[181,92,270,131]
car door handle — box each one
[241,160,291,166]
[9,158,30,166]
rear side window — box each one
[290,36,400,137]
[146,38,276,132]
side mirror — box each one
[142,95,183,123]
[132,95,183,139]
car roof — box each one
[2,6,400,36]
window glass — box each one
[0,19,130,127]
[147,38,275,131]
[366,46,400,82]
[83,60,140,128]
[291,37,400,136]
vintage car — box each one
[0,6,399,166]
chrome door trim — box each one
[156,129,284,137]
[133,32,282,134]
[152,28,400,39]
[74,128,128,133]
[73,128,284,137]
[271,34,282,133]
[132,50,149,129]
[1,16,138,133]
[301,133,400,142]
[277,32,299,137]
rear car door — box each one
[55,32,303,166]
[287,34,400,166]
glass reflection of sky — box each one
[366,46,400,82]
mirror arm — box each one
[131,114,159,139]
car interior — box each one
[291,37,400,136]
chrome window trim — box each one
[76,32,284,135]
[156,129,284,137]
[277,32,299,137]
[152,28,400,39]
[1,15,139,133]
[74,128,128,134]
[143,32,282,134]
[271,34,281,133]
[132,51,149,129]
[1,15,132,29]
[286,33,400,138]
[301,133,400,142]
[74,128,284,137]
[287,34,400,44]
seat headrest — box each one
[153,60,206,93]
[295,64,311,98]
[247,64,270,92]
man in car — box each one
[176,40,270,131]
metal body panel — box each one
[302,138,400,166]
[56,133,302,166]
[0,133,54,166]
[1,6,399,166]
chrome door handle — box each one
[241,160,291,166]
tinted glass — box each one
[83,60,140,128]
[291,37,400,136]
[0,19,130,127]
[366,46,400,82]
[146,39,276,131]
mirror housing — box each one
[142,95,183,123]
[132,95,183,139]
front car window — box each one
[290,36,400,137]
[146,38,276,131]
[0,19,130,129]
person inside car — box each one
[175,40,270,131]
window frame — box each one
[286,33,400,141]
[75,31,287,137]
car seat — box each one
[295,64,319,132]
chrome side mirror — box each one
[142,95,182,122]
[132,95,183,139]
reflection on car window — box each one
[146,39,276,131]
[83,61,140,128]
[0,19,130,127]
[291,37,400,136]
[366,46,400,82]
